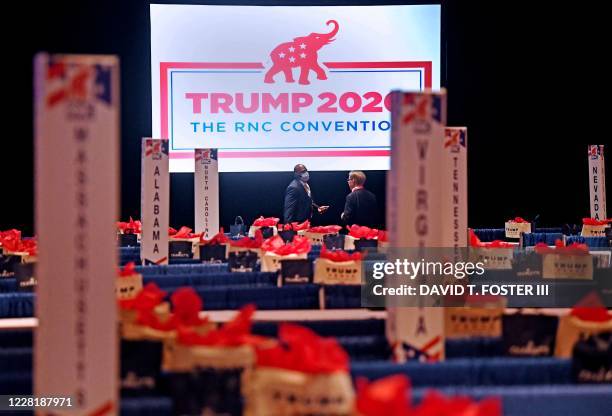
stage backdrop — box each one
[151,4,441,172]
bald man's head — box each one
[294,164,307,174]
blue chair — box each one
[0,278,17,293]
[350,357,572,387]
[324,285,362,309]
[121,398,173,416]
[412,385,612,416]
[136,263,228,276]
[0,330,33,348]
[521,232,563,247]
[473,229,506,242]
[252,319,385,338]
[566,236,609,248]
[0,348,32,374]
[446,337,504,358]
[533,227,563,234]
[0,293,35,318]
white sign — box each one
[588,145,607,220]
[150,4,441,172]
[141,138,170,265]
[194,148,219,239]
[313,259,362,285]
[470,247,514,270]
[34,53,119,415]
[442,127,468,253]
[386,90,447,363]
[505,221,532,239]
[387,90,446,248]
[581,224,608,237]
[542,253,593,279]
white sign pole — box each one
[442,127,468,251]
[588,145,607,220]
[141,138,170,265]
[34,53,119,415]
[386,90,447,363]
[194,149,219,240]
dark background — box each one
[1,1,608,235]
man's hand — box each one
[317,205,330,214]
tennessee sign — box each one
[151,4,441,172]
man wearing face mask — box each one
[284,164,329,223]
[341,171,379,228]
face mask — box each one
[299,171,309,182]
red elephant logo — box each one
[264,20,339,85]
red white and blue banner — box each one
[141,138,170,265]
[34,53,119,415]
[588,145,606,220]
[150,4,441,172]
[194,149,219,240]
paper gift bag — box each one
[118,233,138,247]
[261,252,307,273]
[444,307,503,338]
[304,231,329,245]
[169,239,196,259]
[199,243,227,263]
[555,314,612,358]
[116,274,143,301]
[571,332,612,383]
[230,216,247,237]
[120,287,213,395]
[541,253,594,279]
[120,324,175,396]
[279,229,296,243]
[227,245,262,256]
[314,258,362,285]
[344,235,357,251]
[164,305,267,416]
[245,368,354,416]
[0,254,20,277]
[581,224,608,237]
[116,262,143,300]
[118,282,169,332]
[164,343,256,416]
[169,240,195,259]
[505,219,531,238]
[245,324,353,415]
[15,262,37,292]
[354,238,378,252]
[502,313,559,356]
[228,250,259,272]
[323,233,345,250]
[281,259,313,285]
[249,225,278,238]
[164,342,255,372]
[227,231,263,262]
[120,339,165,395]
[469,247,514,269]
[511,251,543,278]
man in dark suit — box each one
[284,164,329,223]
[341,171,379,228]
